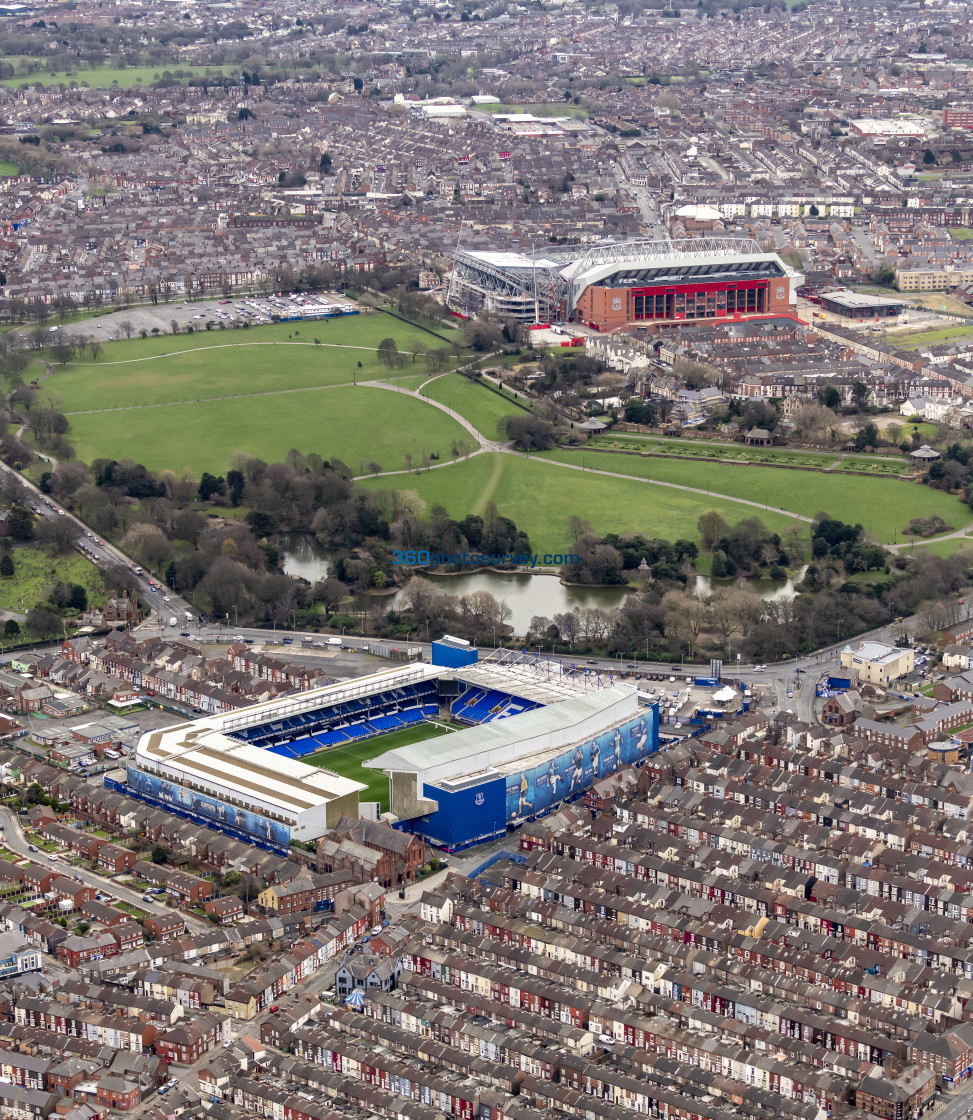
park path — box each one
[67,339,404,368]
[63,376,421,416]
[360,381,818,526]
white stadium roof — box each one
[365,684,638,781]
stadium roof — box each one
[365,685,638,779]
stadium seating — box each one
[449,685,540,725]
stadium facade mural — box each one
[125,765,291,846]
[504,709,658,819]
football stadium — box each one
[119,641,660,853]
[446,236,801,330]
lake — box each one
[280,534,805,634]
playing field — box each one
[54,314,470,474]
[66,385,472,477]
[0,64,234,89]
[542,448,972,544]
[304,722,453,810]
[360,451,802,554]
[423,373,530,440]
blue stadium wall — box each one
[398,705,659,851]
[120,764,292,851]
[431,641,478,669]
[405,775,506,851]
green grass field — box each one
[305,721,452,809]
[950,228,973,241]
[51,314,469,474]
[0,548,105,614]
[543,448,970,544]
[423,374,528,439]
[892,325,973,348]
[54,315,453,412]
[0,64,233,89]
[0,160,19,176]
[477,102,589,118]
[67,385,472,477]
[361,452,802,554]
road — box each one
[0,804,209,931]
[0,457,197,625]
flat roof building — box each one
[818,291,904,319]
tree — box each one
[851,380,870,410]
[377,337,400,368]
[119,319,134,339]
[697,510,728,551]
[7,506,34,541]
[0,554,13,578]
[4,619,19,638]
[817,385,842,410]
[26,605,61,636]
[36,516,75,556]
[151,845,168,864]
[922,148,936,165]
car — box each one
[143,894,154,902]
[599,1034,615,1046]
[180,631,190,638]
[269,1005,279,1013]
[28,844,37,852]
[243,638,255,645]
[626,663,638,669]
[48,325,58,332]
[371,926,383,936]
[282,637,292,644]
[47,852,58,862]
[56,509,64,515]
[163,595,170,602]
[754,664,766,672]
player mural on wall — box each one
[505,708,659,819]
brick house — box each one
[96,842,136,874]
[144,914,186,942]
[48,877,96,909]
[855,1066,935,1118]
[256,871,351,915]
[155,1013,224,1064]
[821,690,863,726]
[56,931,119,968]
[95,1076,141,1111]
[203,896,244,924]
[321,816,426,886]
[912,1023,973,1084]
[165,870,213,906]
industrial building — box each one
[447,237,801,330]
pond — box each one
[280,534,806,635]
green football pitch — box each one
[304,722,454,810]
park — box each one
[29,314,973,556]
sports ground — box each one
[303,721,452,810]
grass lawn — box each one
[903,537,973,559]
[541,448,972,545]
[0,547,105,613]
[0,160,19,176]
[892,324,973,348]
[361,452,801,554]
[592,434,849,468]
[951,228,973,241]
[306,722,452,810]
[0,64,234,89]
[478,102,589,118]
[423,374,528,439]
[53,315,453,412]
[67,385,472,477]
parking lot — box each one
[56,292,363,342]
